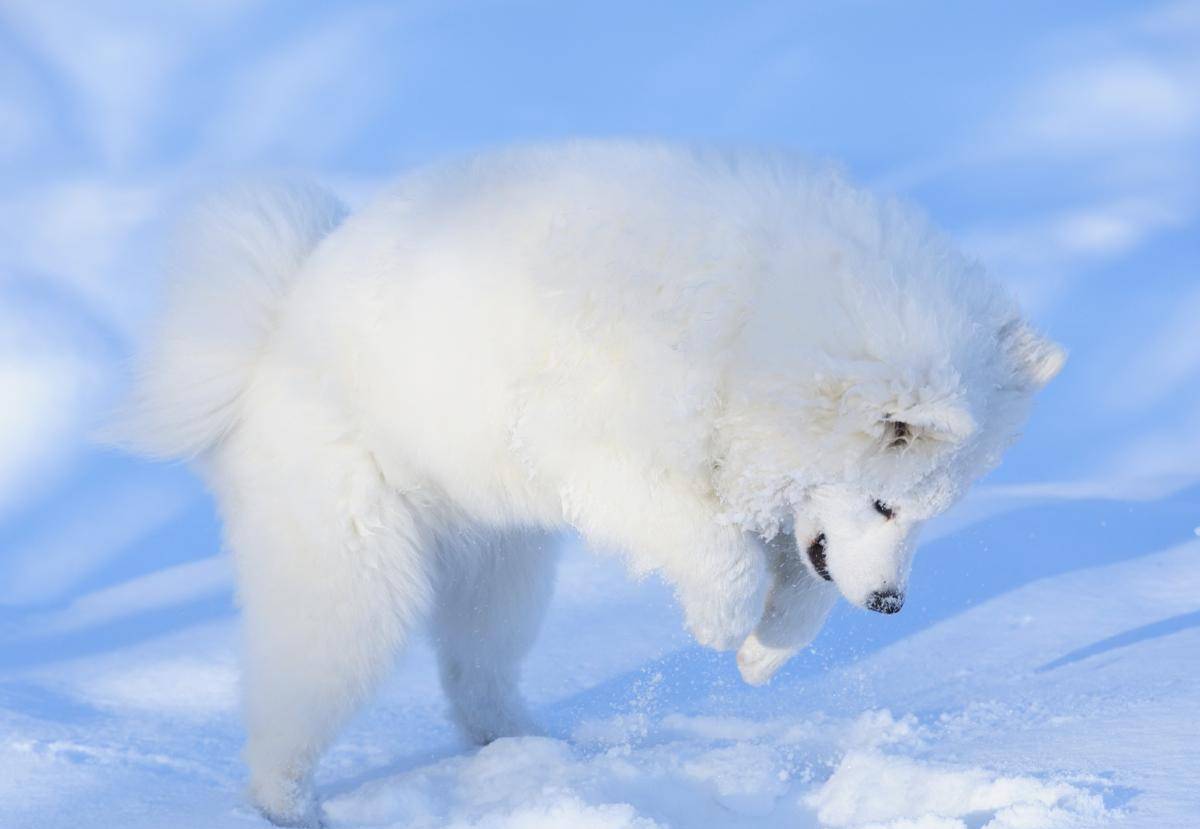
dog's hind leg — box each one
[431,528,557,745]
[736,533,838,686]
[209,388,433,827]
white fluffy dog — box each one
[118,141,1063,826]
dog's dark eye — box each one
[873,499,895,520]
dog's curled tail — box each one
[109,180,347,460]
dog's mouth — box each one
[805,533,907,615]
[806,533,832,582]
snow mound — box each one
[810,748,1107,829]
[323,709,1113,829]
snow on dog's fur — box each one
[115,141,1063,826]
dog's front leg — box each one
[670,524,770,651]
[564,457,768,651]
[736,533,838,685]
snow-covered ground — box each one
[2,1,1199,827]
[2,496,1198,828]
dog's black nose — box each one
[866,590,904,614]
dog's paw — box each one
[684,583,765,652]
[250,771,325,828]
[256,802,326,829]
[680,542,769,651]
[687,610,756,651]
[736,632,795,686]
[457,705,543,747]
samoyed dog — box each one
[117,141,1063,826]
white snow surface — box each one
[1,533,1196,828]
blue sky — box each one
[0,0,1197,596]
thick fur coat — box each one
[117,142,1063,826]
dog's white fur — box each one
[116,141,1063,826]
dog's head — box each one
[716,314,1064,613]
[701,167,1066,612]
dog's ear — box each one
[882,401,976,450]
[998,319,1066,391]
[840,362,978,448]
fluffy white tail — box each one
[112,181,347,460]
